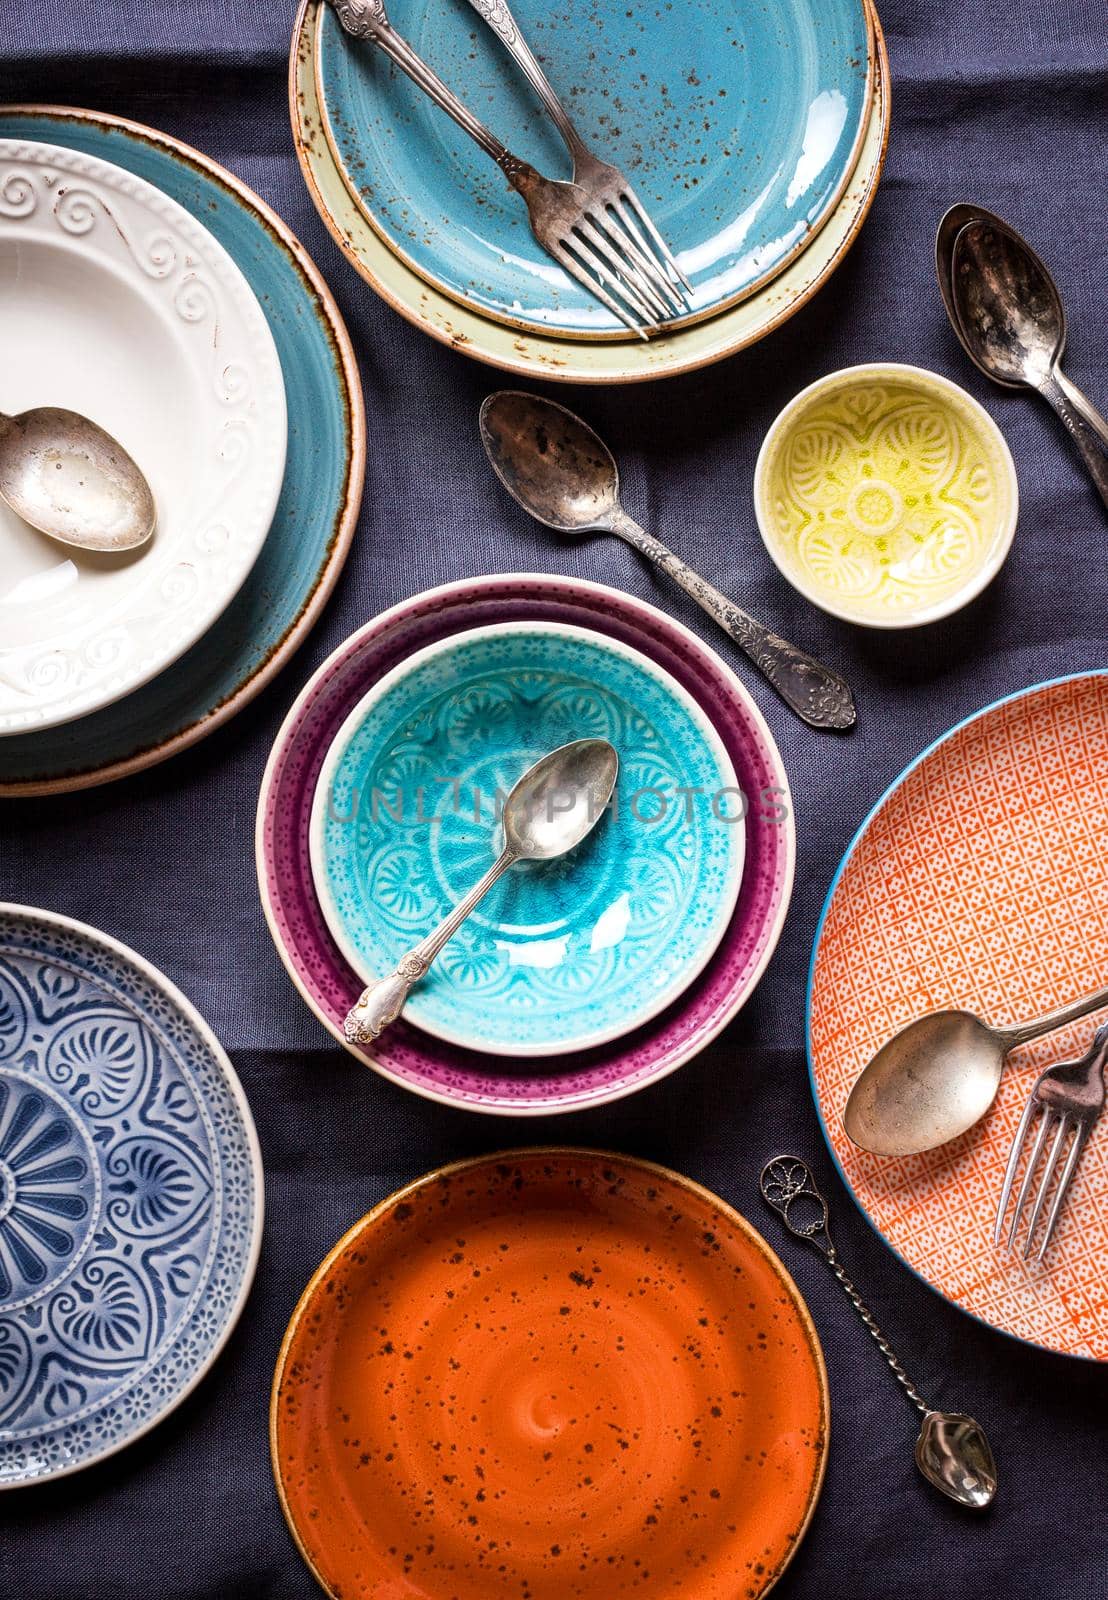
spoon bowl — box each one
[504,737,620,859]
[843,1010,1005,1156]
[914,1411,998,1511]
[0,405,156,553]
[950,218,1064,390]
[479,390,619,533]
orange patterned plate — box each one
[809,672,1108,1358]
[272,1149,828,1599]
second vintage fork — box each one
[994,1018,1108,1261]
[459,0,692,314]
[328,0,675,335]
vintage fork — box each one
[327,0,673,336]
[994,1018,1108,1261]
[458,0,692,315]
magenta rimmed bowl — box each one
[255,576,794,1114]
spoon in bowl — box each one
[936,205,1108,510]
[479,391,855,732]
[842,982,1108,1156]
[0,405,156,552]
[343,738,619,1044]
[761,1155,997,1510]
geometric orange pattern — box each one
[810,674,1108,1357]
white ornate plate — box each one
[0,140,288,735]
[0,904,263,1486]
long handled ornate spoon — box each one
[0,405,155,552]
[479,390,855,732]
[760,1156,998,1510]
[344,738,618,1043]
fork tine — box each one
[562,230,660,330]
[609,197,687,313]
[1005,1107,1051,1249]
[574,216,670,320]
[622,182,694,295]
[994,1092,1038,1244]
[1022,1114,1071,1258]
[550,235,655,340]
[1036,1122,1089,1261]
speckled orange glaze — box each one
[272,1150,828,1600]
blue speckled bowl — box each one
[316,0,873,337]
[310,623,745,1055]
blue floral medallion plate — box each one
[315,0,874,338]
[0,905,263,1486]
[310,623,745,1055]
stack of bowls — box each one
[258,575,795,1113]
[290,0,890,382]
[0,110,363,797]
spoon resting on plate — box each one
[761,1156,998,1511]
[842,982,1108,1156]
[343,738,619,1044]
[479,390,856,732]
[936,204,1108,511]
[0,405,156,552]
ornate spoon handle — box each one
[327,0,539,186]
[1039,371,1108,510]
[608,510,855,731]
[759,1156,928,1413]
[344,847,516,1043]
[458,0,588,161]
[1053,367,1108,457]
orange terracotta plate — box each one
[272,1150,828,1600]
[809,672,1108,1359]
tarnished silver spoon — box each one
[479,390,856,732]
[0,406,156,552]
[760,1156,998,1511]
[936,205,1108,510]
[344,738,618,1044]
[842,983,1108,1156]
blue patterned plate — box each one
[310,623,745,1054]
[0,905,262,1486]
[316,0,873,337]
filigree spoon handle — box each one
[759,1155,998,1509]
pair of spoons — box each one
[938,204,1108,509]
[0,405,155,552]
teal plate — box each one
[0,107,363,798]
[316,0,873,338]
[310,623,745,1055]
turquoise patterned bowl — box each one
[309,623,745,1056]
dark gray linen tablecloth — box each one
[2,1,1108,1595]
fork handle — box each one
[608,510,856,731]
[328,0,537,187]
[458,0,588,161]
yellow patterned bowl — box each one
[754,363,1018,628]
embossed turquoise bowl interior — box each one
[317,0,873,336]
[310,623,745,1054]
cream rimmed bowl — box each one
[754,363,1018,628]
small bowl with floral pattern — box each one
[308,622,745,1057]
[754,363,1019,629]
